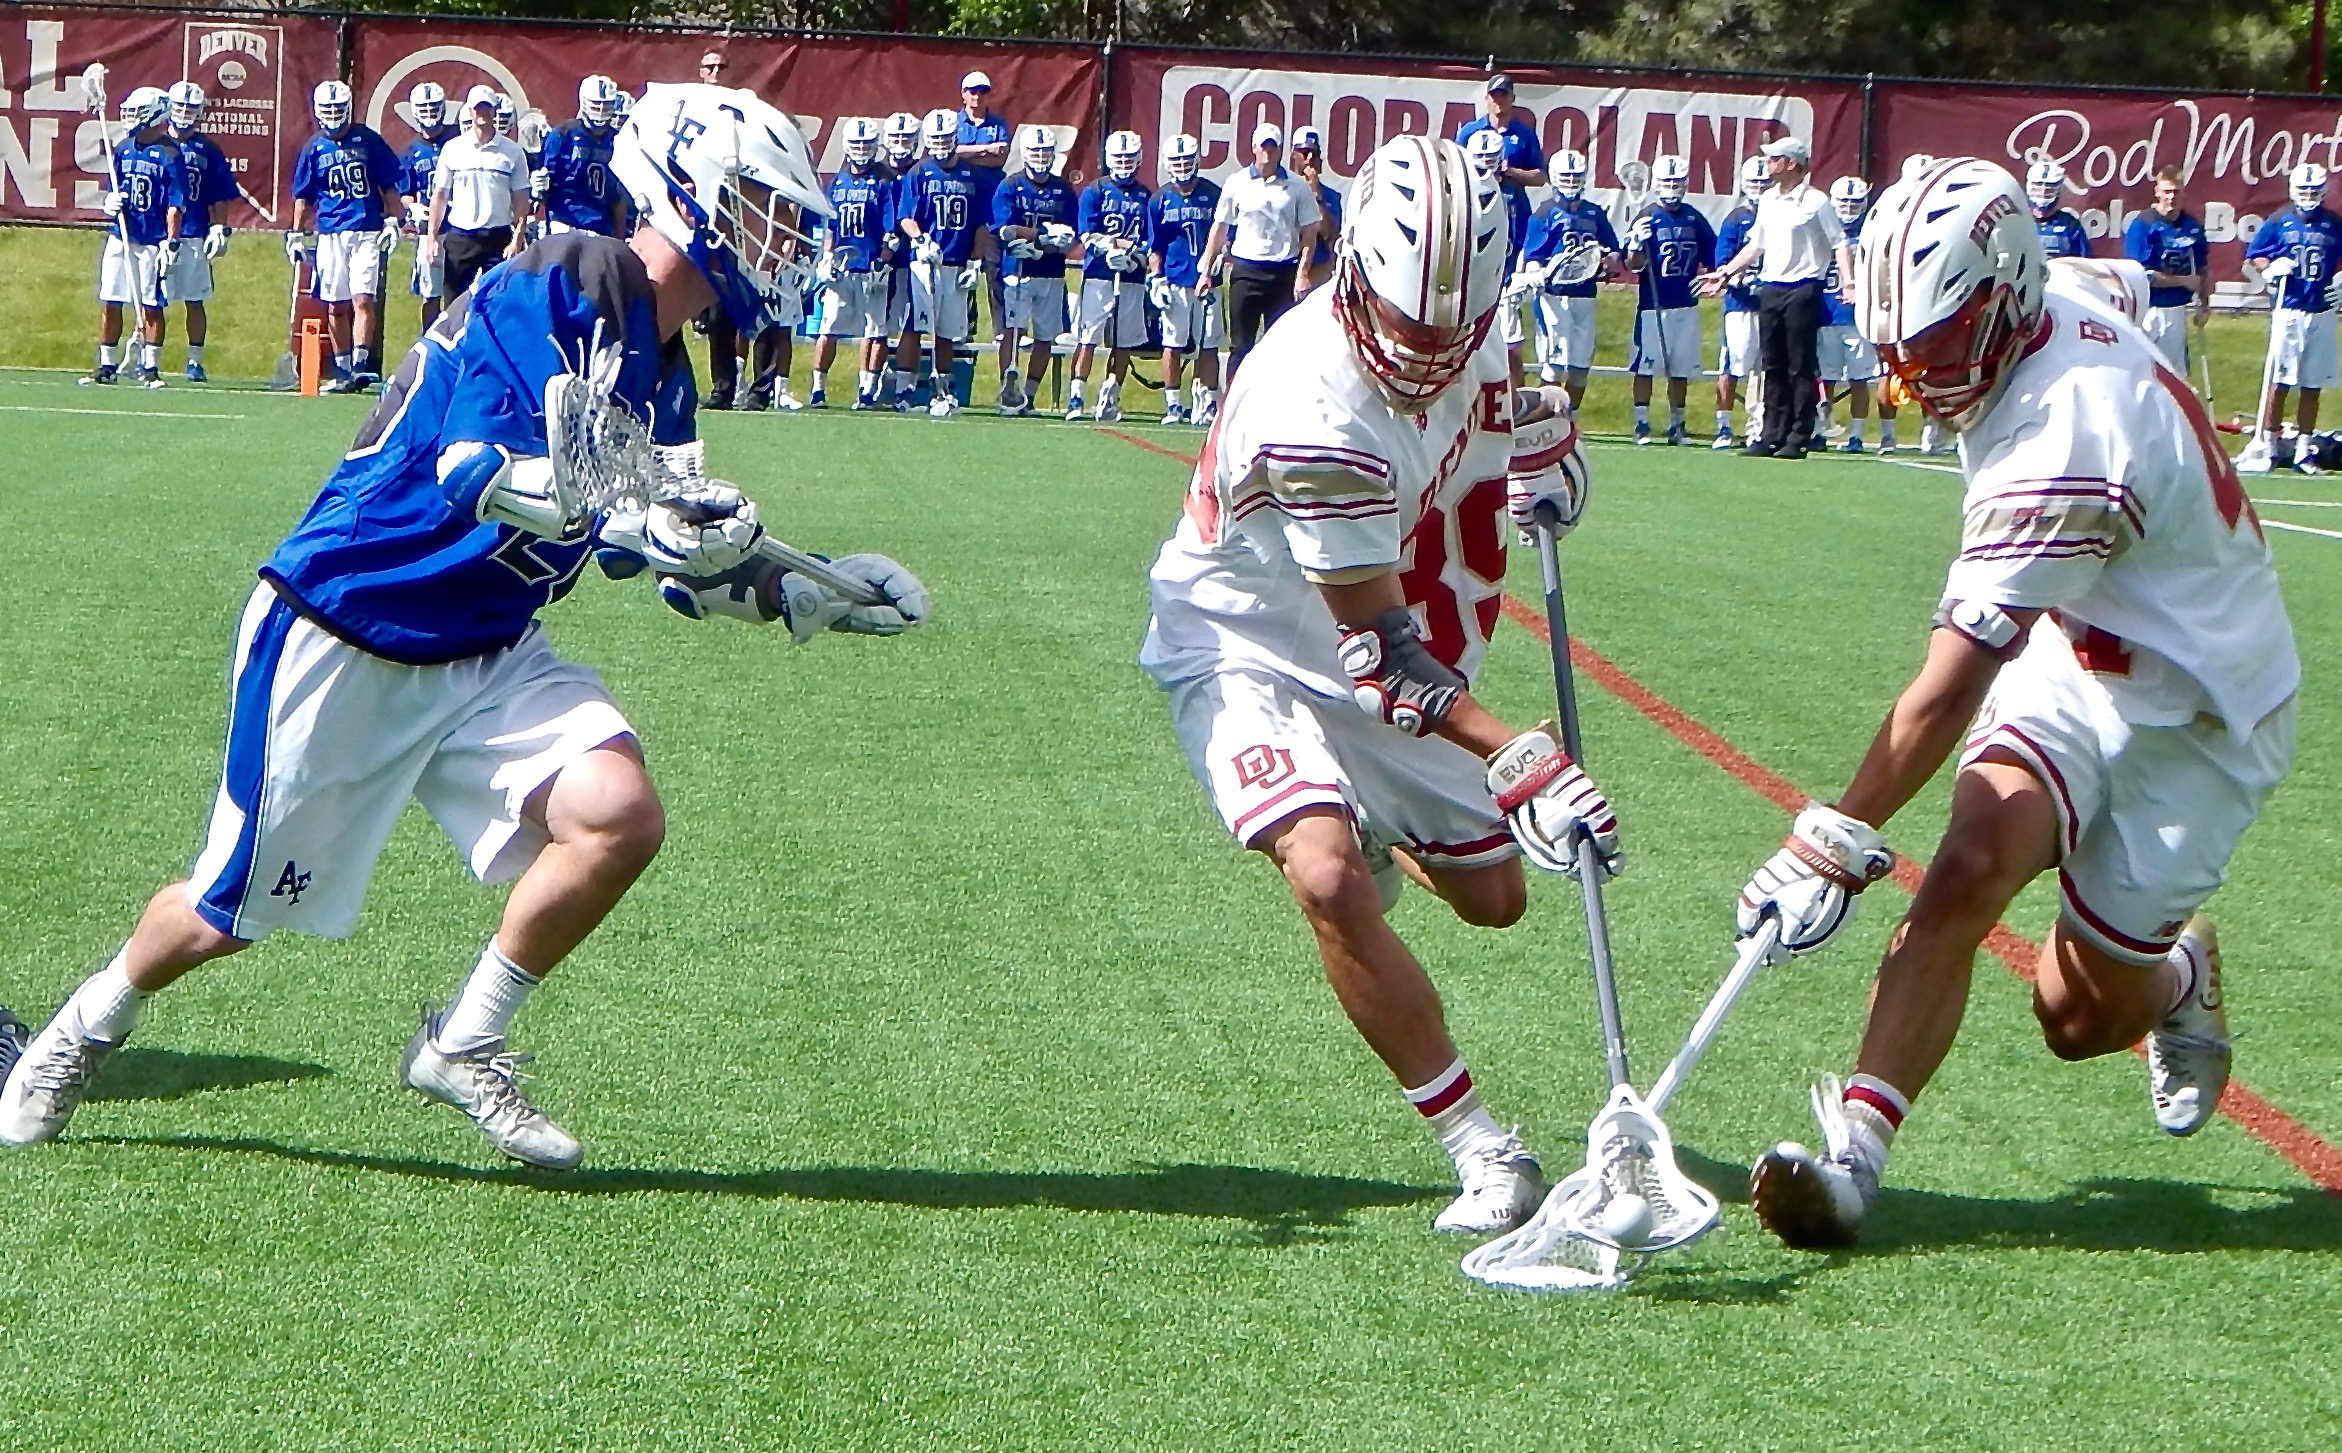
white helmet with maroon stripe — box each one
[1856,157,2046,432]
[1334,134,1507,410]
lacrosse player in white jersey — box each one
[1740,158,2297,1251]
[1143,135,1618,1235]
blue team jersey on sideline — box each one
[1078,176,1150,280]
[400,128,456,199]
[957,112,1012,208]
[261,234,696,665]
[991,172,1078,278]
[2126,211,2210,310]
[1630,201,1714,311]
[2247,206,2342,312]
[1823,215,1864,326]
[1523,197,1617,299]
[898,158,983,264]
[2036,209,2092,260]
[1149,178,1220,287]
[826,163,895,272]
[171,131,238,234]
[538,121,620,233]
[1310,181,1344,270]
[1716,201,1760,313]
[111,136,187,246]
[293,126,400,233]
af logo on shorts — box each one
[1233,744,1295,790]
[271,861,312,906]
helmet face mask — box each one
[1332,135,1506,410]
[312,80,352,133]
[1166,133,1201,184]
[2292,162,2329,212]
[167,80,206,131]
[921,108,958,162]
[1105,130,1142,182]
[1465,129,1505,179]
[883,112,920,164]
[1831,175,1870,223]
[1020,124,1056,179]
[125,86,170,134]
[1652,154,1689,205]
[2024,160,2066,217]
[842,116,881,167]
[579,75,622,132]
[494,94,515,136]
[1552,148,1587,200]
[409,81,447,131]
[1740,155,1771,199]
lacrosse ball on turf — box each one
[1600,1193,1655,1245]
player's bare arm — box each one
[1833,617,2026,828]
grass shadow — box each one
[86,1048,331,1103]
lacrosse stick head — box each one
[1555,1085,1722,1253]
[1461,1181,1645,1293]
[1547,235,1604,288]
[518,108,551,152]
[541,341,661,528]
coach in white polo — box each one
[1704,135,1852,459]
[426,86,532,303]
[1199,123,1321,375]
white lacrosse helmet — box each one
[2024,159,2067,216]
[2291,161,2330,211]
[409,81,447,131]
[1166,132,1201,183]
[1653,153,1690,204]
[166,80,206,130]
[312,79,352,132]
[1857,157,2046,431]
[494,93,516,136]
[613,83,834,331]
[1019,124,1056,177]
[1900,152,1937,181]
[1335,134,1507,410]
[1553,148,1588,199]
[921,107,958,161]
[611,90,632,122]
[882,110,920,163]
[579,74,622,131]
[1831,174,1871,223]
[120,85,168,132]
[1465,127,1505,178]
[841,116,881,166]
[1739,154,1770,199]
[1104,129,1143,182]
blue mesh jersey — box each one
[826,162,894,272]
[399,128,456,200]
[1077,175,1150,281]
[261,234,696,666]
[1823,214,1864,327]
[111,136,188,246]
[538,120,620,233]
[1309,181,1343,270]
[991,172,1078,278]
[1716,200,1760,314]
[1522,197,1618,299]
[1149,178,1220,287]
[171,131,239,234]
[2247,205,2342,312]
[292,125,401,233]
[2126,210,2210,310]
[1628,202,1715,312]
[2036,209,2093,260]
[897,157,984,264]
[956,111,1012,211]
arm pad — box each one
[1336,607,1465,737]
[1932,597,2028,662]
[437,441,579,539]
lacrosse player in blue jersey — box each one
[290,81,404,392]
[991,125,1078,416]
[0,83,926,1167]
[160,81,238,382]
[2026,160,2092,260]
[1712,155,1768,448]
[810,117,897,410]
[1465,129,1532,379]
[2125,167,2210,375]
[1815,176,1880,451]
[1623,154,1715,445]
[1148,133,1223,426]
[1067,130,1150,422]
[533,77,627,238]
[397,82,459,327]
[1521,151,1617,407]
[875,111,922,403]
[2243,162,2342,471]
[894,110,984,415]
[81,87,184,390]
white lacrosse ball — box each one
[1600,1192,1655,1245]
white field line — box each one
[0,404,244,419]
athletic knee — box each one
[1439,869,1526,929]
[2033,994,2126,1062]
[1276,840,1382,930]
[1910,833,2031,928]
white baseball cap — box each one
[1290,125,1323,151]
[463,84,499,112]
[960,71,991,91]
[1252,122,1282,149]
[1759,135,1811,165]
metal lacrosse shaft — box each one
[1535,515,1632,1090]
[1643,917,1781,1112]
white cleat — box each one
[1750,1079,1878,1249]
[928,395,959,418]
[400,1009,582,1170]
[1065,402,1086,421]
[1434,1132,1543,1234]
[1097,398,1123,424]
[0,1017,119,1146]
[2147,915,2229,1137]
[771,386,804,413]
[1711,428,1737,451]
[0,1007,30,1097]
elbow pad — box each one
[437,441,578,539]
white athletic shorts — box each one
[1960,624,2295,967]
[186,585,634,942]
[1630,306,1702,378]
[1159,283,1223,352]
[314,228,384,303]
[164,245,214,305]
[2268,306,2340,390]
[908,259,971,343]
[814,271,888,340]
[1536,293,1597,372]
[97,235,167,309]
[882,266,912,336]
[1817,323,1880,383]
[1717,308,1759,377]
[2144,304,2192,373]
[1075,275,1148,350]
[1167,667,1520,869]
[1005,273,1067,337]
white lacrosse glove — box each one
[1148,274,1175,310]
[1508,385,1591,536]
[1007,236,1044,260]
[1335,608,1464,737]
[959,261,984,291]
[529,167,552,199]
[159,237,182,270]
[377,217,403,255]
[204,223,231,258]
[2261,256,2297,286]
[657,553,929,641]
[1106,242,1145,273]
[816,251,845,284]
[602,482,765,578]
[913,234,943,266]
[1038,221,1077,252]
[100,190,124,218]
[1485,723,1623,877]
[1501,262,1547,308]
[284,230,312,264]
[1737,802,1895,956]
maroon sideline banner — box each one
[0,8,337,228]
[351,21,1103,179]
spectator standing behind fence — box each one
[426,86,530,306]
[1290,126,1340,293]
[2125,167,2209,376]
[1702,135,1850,460]
[1199,124,1321,377]
[957,72,1013,337]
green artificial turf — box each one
[0,370,2340,1450]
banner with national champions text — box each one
[0,7,337,228]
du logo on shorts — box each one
[1233,744,1296,790]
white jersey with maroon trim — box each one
[1946,288,2298,736]
[1141,287,1514,702]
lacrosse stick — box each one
[517,108,550,155]
[82,64,130,248]
[1630,212,1676,391]
[2192,311,2215,410]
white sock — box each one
[1716,409,1732,433]
[1633,403,1651,428]
[1841,1073,1908,1173]
[433,939,542,1054]
[2162,935,2208,1018]
[1068,378,1085,407]
[187,342,205,365]
[1404,1056,1510,1166]
[1880,420,1897,443]
[856,368,876,396]
[139,341,160,371]
[1849,418,1866,442]
[334,351,353,375]
[64,952,147,1044]
[1669,404,1685,429]
[97,342,118,368]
